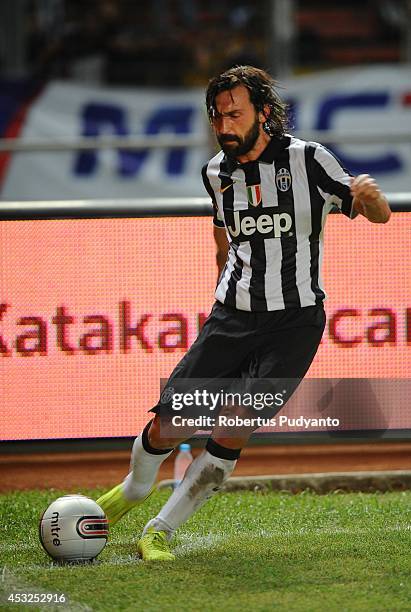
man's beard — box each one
[217,116,260,157]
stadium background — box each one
[1,1,410,489]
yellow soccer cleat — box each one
[137,527,175,561]
[96,484,153,526]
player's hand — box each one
[350,174,382,205]
[350,174,391,223]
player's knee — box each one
[148,415,190,450]
[148,417,173,450]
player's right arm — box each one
[213,225,229,279]
[202,162,228,279]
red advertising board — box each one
[0,214,409,440]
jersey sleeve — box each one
[201,163,225,228]
[312,145,358,219]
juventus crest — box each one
[276,168,292,192]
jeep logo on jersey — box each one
[246,184,261,207]
[227,208,293,241]
[276,168,292,192]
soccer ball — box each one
[39,494,108,562]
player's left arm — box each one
[351,174,391,223]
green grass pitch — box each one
[0,488,410,611]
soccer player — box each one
[97,66,391,561]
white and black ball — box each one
[39,495,108,562]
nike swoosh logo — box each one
[220,183,234,193]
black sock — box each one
[141,419,174,455]
[206,438,242,460]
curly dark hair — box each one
[205,65,288,138]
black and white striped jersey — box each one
[202,134,357,312]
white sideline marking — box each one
[1,525,409,567]
[174,533,227,555]
[0,543,35,552]
[1,524,410,555]
[174,525,411,556]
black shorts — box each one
[151,301,326,416]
